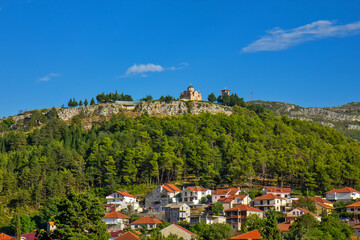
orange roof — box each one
[0,233,12,240]
[167,184,181,192]
[163,185,175,193]
[278,222,293,232]
[173,224,197,236]
[213,188,239,196]
[235,195,248,200]
[225,204,263,212]
[266,187,291,193]
[346,201,360,208]
[219,196,235,203]
[131,216,162,225]
[308,196,332,205]
[113,231,140,240]
[287,208,319,218]
[353,225,360,229]
[115,191,136,198]
[326,187,360,194]
[231,230,261,239]
[255,193,285,200]
[185,186,209,192]
[48,221,55,226]
[315,201,335,209]
[103,211,129,219]
[134,231,142,235]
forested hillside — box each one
[1,105,360,213]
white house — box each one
[263,187,291,203]
[102,211,130,231]
[145,184,181,211]
[181,186,213,205]
[254,194,287,212]
[212,188,240,203]
[325,187,360,203]
[106,191,139,211]
[165,203,191,223]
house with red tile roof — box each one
[130,216,162,230]
[346,201,360,221]
[325,187,360,203]
[278,222,293,233]
[218,195,252,210]
[285,208,321,222]
[254,194,287,212]
[263,187,292,211]
[102,211,130,231]
[181,186,213,205]
[306,196,334,215]
[145,184,181,211]
[225,204,264,230]
[0,233,12,240]
[231,229,261,239]
[160,224,197,240]
[353,224,360,236]
[46,221,57,232]
[212,187,240,203]
[106,191,139,211]
[113,231,140,240]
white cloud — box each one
[121,63,187,78]
[242,20,360,53]
[38,73,60,82]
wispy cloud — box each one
[242,20,360,53]
[120,62,187,78]
[38,73,60,82]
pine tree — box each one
[90,97,96,105]
[208,93,216,102]
[79,100,83,106]
[84,99,88,107]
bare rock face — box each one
[136,101,232,116]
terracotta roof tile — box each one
[266,187,291,193]
[115,191,136,198]
[255,193,285,200]
[131,216,162,225]
[113,231,140,240]
[173,224,197,236]
[167,184,181,192]
[0,233,12,240]
[308,196,332,205]
[231,230,261,239]
[278,222,293,232]
[103,211,129,219]
[326,187,360,194]
[234,195,248,200]
[185,186,209,192]
[346,201,360,208]
[163,185,175,193]
[315,201,335,209]
[353,225,360,229]
[225,204,263,212]
[48,221,55,226]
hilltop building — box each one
[180,85,202,101]
[221,88,230,96]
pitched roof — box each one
[235,194,248,200]
[353,225,360,229]
[266,187,291,193]
[315,201,335,209]
[161,224,197,236]
[48,221,55,226]
[231,230,261,239]
[113,231,140,240]
[278,222,293,232]
[0,233,12,240]
[167,184,181,192]
[287,208,319,218]
[346,201,360,207]
[326,187,360,194]
[225,204,263,212]
[213,188,239,196]
[10,233,37,240]
[131,216,162,225]
[163,185,175,193]
[255,193,285,200]
[218,196,234,203]
[103,211,129,219]
[308,196,332,205]
[115,191,136,198]
[185,186,209,192]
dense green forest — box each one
[1,105,360,215]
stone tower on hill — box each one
[180,85,202,101]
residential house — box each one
[307,196,335,215]
[263,187,291,200]
[130,216,162,230]
[0,233,12,240]
[346,201,360,221]
[285,208,321,222]
[181,187,213,206]
[218,195,252,210]
[145,184,181,211]
[231,229,261,240]
[212,188,240,203]
[190,213,226,225]
[102,212,130,231]
[106,191,139,211]
[164,203,191,223]
[47,221,56,232]
[160,224,197,240]
[353,225,360,236]
[325,187,360,203]
[253,194,287,212]
[113,231,140,240]
[225,204,264,230]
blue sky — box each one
[1,0,360,118]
